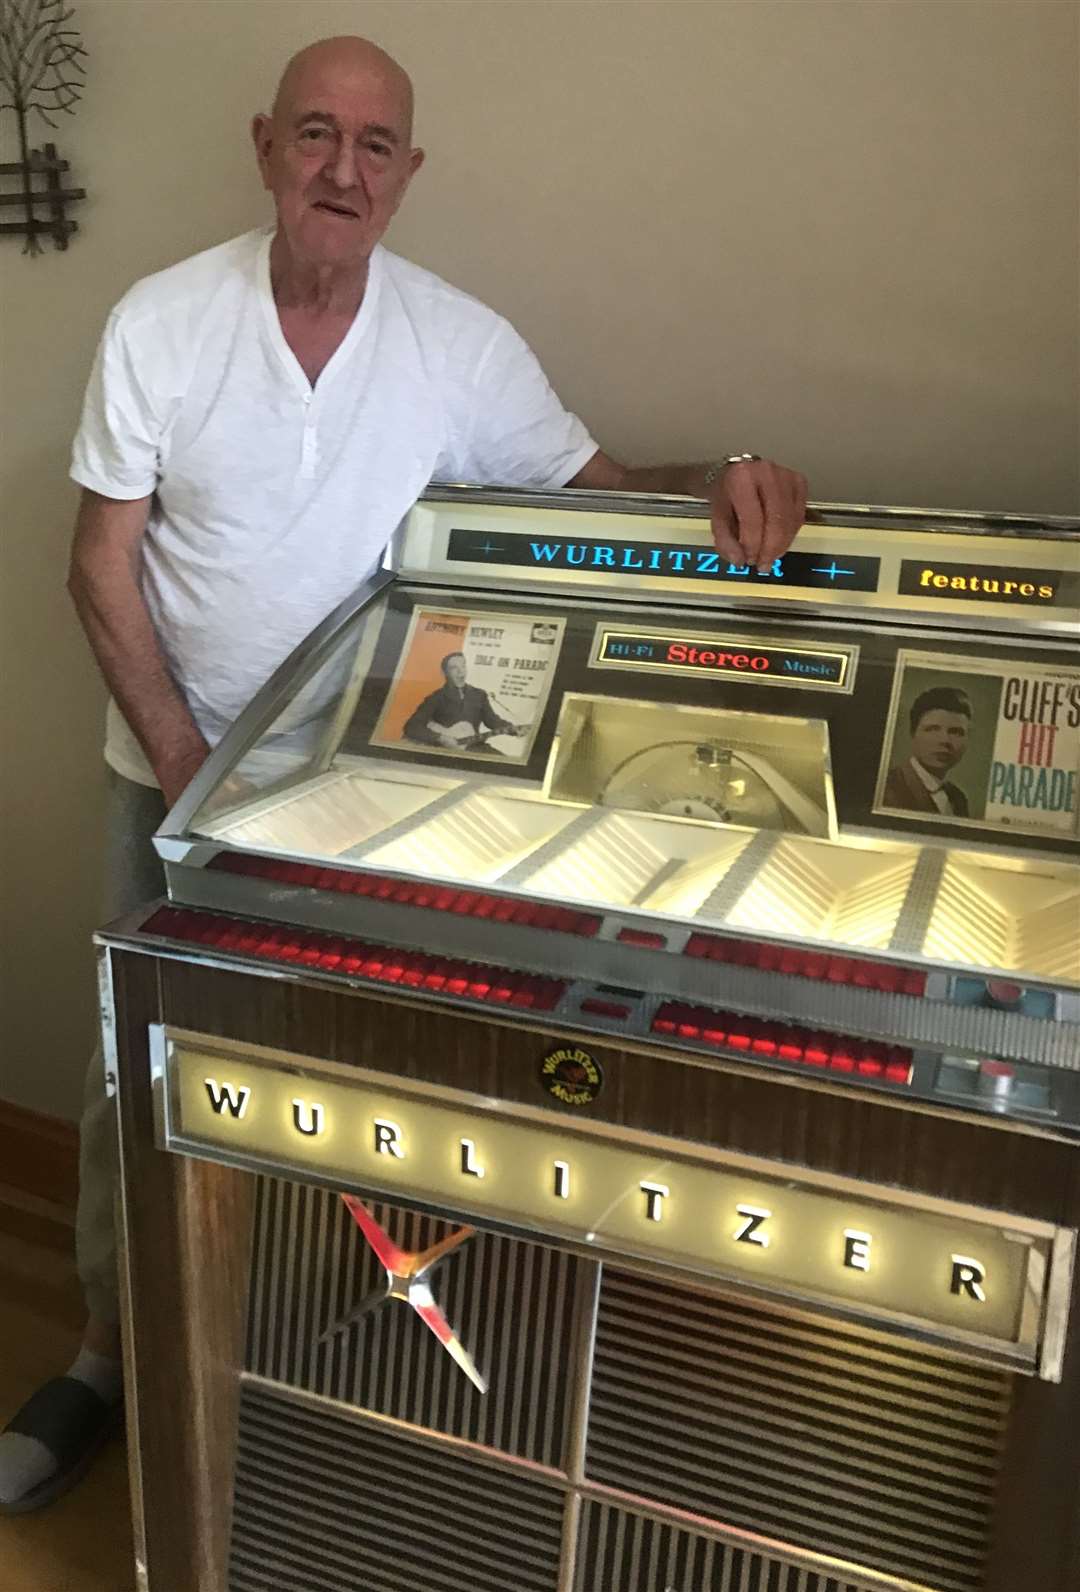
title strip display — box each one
[447,526,882,593]
[157,1028,1073,1377]
[589,624,858,693]
[399,499,1079,629]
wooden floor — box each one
[0,1183,134,1592]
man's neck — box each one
[269,231,370,319]
[910,756,944,790]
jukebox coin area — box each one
[227,1180,1011,1592]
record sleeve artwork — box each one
[874,651,1080,840]
[371,608,565,764]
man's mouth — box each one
[312,200,359,219]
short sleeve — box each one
[436,318,597,489]
[70,307,163,500]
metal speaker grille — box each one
[228,1382,564,1592]
[576,1499,873,1592]
[247,1177,579,1467]
[587,1271,1011,1592]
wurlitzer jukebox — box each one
[99,488,1080,1592]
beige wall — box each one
[2,0,1077,1121]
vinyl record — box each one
[600,741,785,829]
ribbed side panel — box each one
[587,1271,1011,1592]
[576,1499,874,1592]
[246,1177,578,1467]
[228,1383,564,1592]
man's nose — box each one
[328,137,359,189]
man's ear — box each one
[408,147,426,178]
[251,112,273,190]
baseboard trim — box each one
[0,1100,79,1213]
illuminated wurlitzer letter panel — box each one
[100,489,1080,1592]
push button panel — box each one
[934,1052,1057,1117]
[947,974,1059,1021]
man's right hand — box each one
[156,737,211,810]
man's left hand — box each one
[707,457,808,573]
[568,450,809,573]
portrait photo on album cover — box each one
[370,607,565,764]
[875,658,1003,827]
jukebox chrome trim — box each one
[422,484,1080,540]
[156,565,395,859]
[1040,1226,1078,1382]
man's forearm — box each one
[68,542,208,800]
[616,463,711,497]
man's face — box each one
[911,709,970,774]
[253,51,423,273]
[445,656,468,689]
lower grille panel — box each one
[233,1180,1011,1592]
[229,1383,565,1592]
[586,1271,1010,1592]
[575,1498,875,1592]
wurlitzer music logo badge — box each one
[319,1194,487,1392]
[540,1045,603,1106]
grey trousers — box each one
[75,770,166,1326]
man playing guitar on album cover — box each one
[403,650,526,753]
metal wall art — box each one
[0,0,86,253]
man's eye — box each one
[299,127,332,143]
[365,141,392,159]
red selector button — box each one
[617,928,667,950]
[582,998,630,1019]
[986,980,1024,1011]
[978,1059,1016,1100]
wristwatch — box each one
[703,452,761,488]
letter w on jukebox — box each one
[101,490,1080,1592]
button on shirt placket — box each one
[300,391,318,479]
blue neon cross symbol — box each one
[811,560,856,581]
[475,539,502,557]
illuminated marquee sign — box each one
[897,559,1078,609]
[154,1029,1074,1377]
[589,624,857,693]
[447,527,881,594]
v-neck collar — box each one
[255,227,383,399]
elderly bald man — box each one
[0,35,807,1513]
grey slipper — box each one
[0,1376,124,1515]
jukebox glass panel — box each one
[183,550,1080,989]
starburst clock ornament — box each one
[0,0,87,253]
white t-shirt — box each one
[70,227,596,785]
